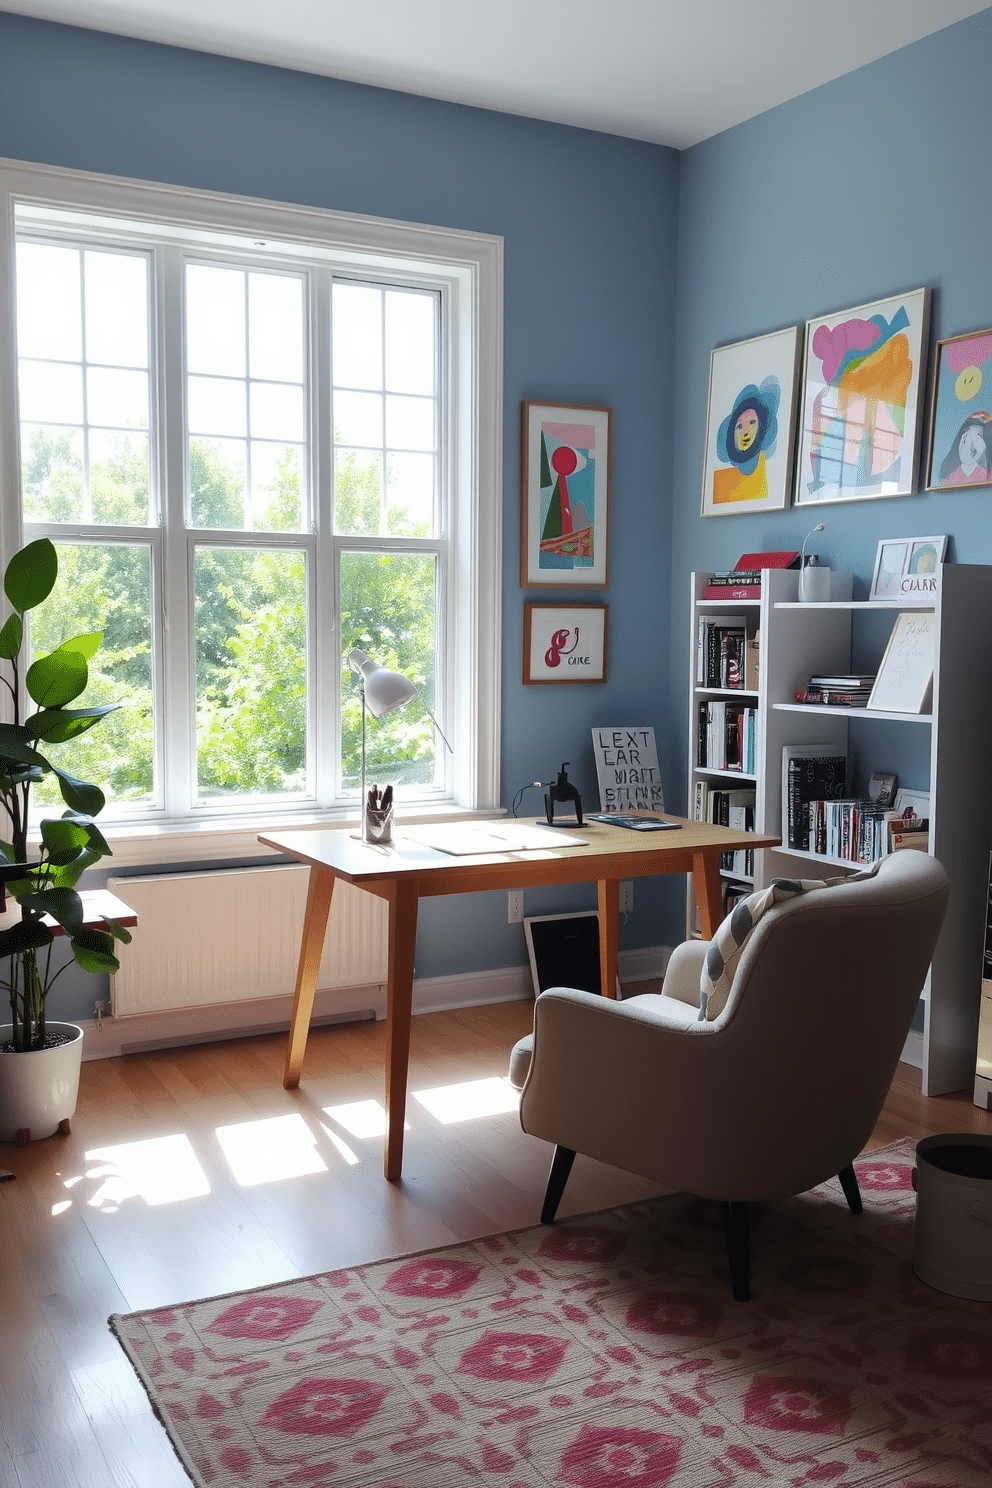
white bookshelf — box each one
[688,565,992,1096]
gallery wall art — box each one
[925,327,992,491]
[521,402,611,587]
[700,326,801,517]
[795,288,930,505]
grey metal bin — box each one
[913,1134,992,1300]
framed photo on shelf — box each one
[523,603,608,684]
[867,611,936,714]
[520,401,611,587]
[795,287,930,505]
[869,534,947,603]
[699,325,801,517]
[893,787,930,821]
[925,327,992,491]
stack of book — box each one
[702,550,799,600]
[795,672,877,707]
[695,615,752,689]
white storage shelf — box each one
[688,565,992,1097]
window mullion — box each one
[313,265,338,804]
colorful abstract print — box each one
[538,419,597,571]
[711,376,782,506]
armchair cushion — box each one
[701,862,880,1019]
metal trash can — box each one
[913,1134,992,1300]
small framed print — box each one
[869,535,947,603]
[700,325,801,517]
[925,327,992,490]
[521,402,611,587]
[523,604,608,684]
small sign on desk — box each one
[591,727,664,813]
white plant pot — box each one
[0,1022,84,1143]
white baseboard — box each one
[77,944,674,1059]
[900,1029,925,1070]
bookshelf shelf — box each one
[688,564,992,1096]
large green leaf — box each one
[0,613,23,661]
[27,704,120,743]
[40,818,91,855]
[70,927,120,975]
[26,649,87,708]
[57,632,102,661]
[47,847,102,888]
[3,538,57,613]
[17,887,84,934]
[53,770,105,816]
[0,723,50,769]
[100,916,133,946]
[0,918,54,958]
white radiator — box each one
[108,866,388,1017]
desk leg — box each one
[384,878,419,1182]
[283,868,336,1090]
[692,850,724,941]
[597,878,620,999]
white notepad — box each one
[405,822,588,855]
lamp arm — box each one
[414,686,453,753]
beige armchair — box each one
[509,850,949,1300]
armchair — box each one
[509,850,949,1300]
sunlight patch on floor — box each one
[412,1076,520,1124]
[215,1113,327,1186]
[323,1099,389,1138]
[81,1134,211,1209]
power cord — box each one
[511,780,548,816]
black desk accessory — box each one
[545,762,583,827]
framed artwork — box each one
[867,611,937,714]
[700,325,801,517]
[523,604,608,684]
[925,327,992,491]
[521,402,611,587]
[869,534,947,603]
[795,288,930,505]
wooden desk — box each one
[259,816,777,1180]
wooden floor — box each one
[1,997,989,1488]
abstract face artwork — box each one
[699,325,800,517]
[927,328,992,491]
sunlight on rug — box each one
[110,1139,992,1487]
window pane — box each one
[195,546,308,799]
[90,431,150,524]
[188,374,247,438]
[189,437,247,528]
[341,551,438,792]
[18,358,84,425]
[30,542,154,809]
[387,452,435,536]
[250,442,304,532]
[20,425,84,522]
[87,367,148,429]
[386,393,435,452]
[334,389,382,448]
[334,449,382,535]
[385,290,435,395]
[332,283,382,390]
[250,381,304,442]
[186,264,245,376]
[16,242,82,361]
[84,251,148,368]
[248,272,303,382]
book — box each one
[782,745,846,851]
[808,673,877,688]
[703,581,762,600]
[696,616,747,687]
[796,686,872,707]
[734,550,800,571]
[706,571,763,585]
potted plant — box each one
[0,538,130,1143]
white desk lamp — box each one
[347,648,452,841]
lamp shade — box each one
[348,648,419,718]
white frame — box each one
[869,534,947,603]
[0,156,504,855]
[522,603,608,684]
[795,288,930,505]
[700,325,801,517]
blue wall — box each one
[670,7,992,806]
[0,13,679,1018]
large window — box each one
[0,161,502,842]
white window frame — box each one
[0,157,502,867]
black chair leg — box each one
[723,1200,750,1301]
[541,1146,576,1224]
[837,1163,863,1215]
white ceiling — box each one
[5,0,990,149]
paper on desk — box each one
[404,822,588,855]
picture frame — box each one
[521,401,611,587]
[867,611,937,715]
[523,603,608,684]
[925,327,992,491]
[869,534,947,603]
[699,325,801,517]
[795,287,930,505]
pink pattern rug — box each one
[110,1140,992,1487]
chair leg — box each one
[837,1163,863,1215]
[723,1200,750,1302]
[541,1146,576,1224]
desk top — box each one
[259,815,779,896]
[0,888,138,938]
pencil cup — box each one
[365,802,394,845]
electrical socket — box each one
[508,889,524,923]
[619,881,634,913]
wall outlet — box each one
[508,889,524,923]
[619,881,634,913]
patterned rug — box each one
[110,1139,992,1487]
